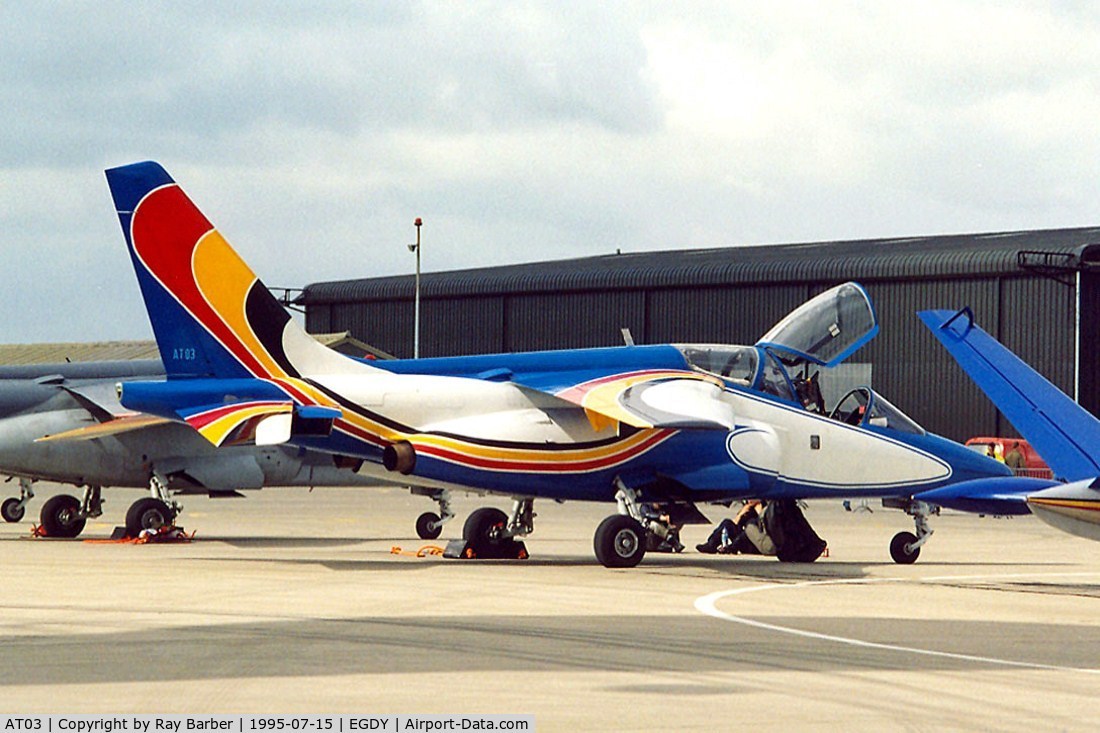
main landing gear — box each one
[412,488,455,540]
[31,473,179,539]
[2,477,35,523]
[124,472,179,538]
[887,499,936,564]
[38,484,104,538]
[449,497,533,559]
[593,479,680,568]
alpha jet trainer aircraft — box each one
[103,160,1009,567]
[0,358,382,538]
[916,307,1100,543]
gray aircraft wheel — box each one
[462,507,508,554]
[40,494,86,538]
[2,497,25,523]
[126,497,175,538]
[594,515,647,568]
[416,511,443,540]
[890,531,920,564]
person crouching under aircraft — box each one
[696,500,775,556]
[697,499,828,561]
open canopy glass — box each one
[756,282,878,367]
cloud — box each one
[1,2,1099,343]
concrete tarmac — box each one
[1,485,1098,731]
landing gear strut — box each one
[36,484,104,538]
[593,479,669,568]
[412,488,455,540]
[2,477,35,523]
[124,472,178,538]
[890,499,935,564]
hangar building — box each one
[298,227,1100,443]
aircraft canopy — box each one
[756,282,878,367]
[829,387,925,435]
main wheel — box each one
[416,511,442,540]
[594,515,647,568]
[126,497,175,538]
[2,497,25,523]
[890,531,920,564]
[462,507,509,555]
[40,494,86,538]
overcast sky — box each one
[2,1,1099,343]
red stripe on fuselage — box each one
[413,429,675,473]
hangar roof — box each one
[0,332,390,366]
[300,226,1100,304]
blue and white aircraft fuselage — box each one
[104,161,1008,566]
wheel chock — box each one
[443,539,529,560]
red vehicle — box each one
[964,437,1053,479]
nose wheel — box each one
[889,500,935,564]
[416,511,443,540]
[412,488,454,539]
[2,497,25,523]
[890,530,920,564]
[2,478,35,523]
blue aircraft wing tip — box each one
[917,307,974,339]
[104,161,175,214]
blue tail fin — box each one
[106,161,375,381]
[919,308,1100,481]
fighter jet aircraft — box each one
[916,307,1100,543]
[102,160,1009,566]
[0,358,383,538]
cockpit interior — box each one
[675,282,925,435]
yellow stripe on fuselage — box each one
[576,370,720,429]
[198,403,293,446]
[1028,497,1100,512]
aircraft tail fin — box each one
[106,161,376,380]
[918,308,1100,481]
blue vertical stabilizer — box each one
[918,308,1100,481]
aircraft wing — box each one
[919,308,1100,481]
[36,413,174,443]
[549,370,736,431]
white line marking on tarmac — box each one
[694,571,1100,675]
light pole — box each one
[407,217,422,358]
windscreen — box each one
[757,282,878,367]
[829,387,924,435]
[676,345,759,385]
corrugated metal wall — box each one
[645,284,806,345]
[504,291,645,353]
[860,279,1001,440]
[306,271,1083,443]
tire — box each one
[416,511,442,540]
[593,515,647,568]
[126,497,175,538]
[40,494,86,538]
[2,497,25,523]
[462,507,509,555]
[890,531,920,564]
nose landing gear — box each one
[889,499,935,564]
[2,477,35,523]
